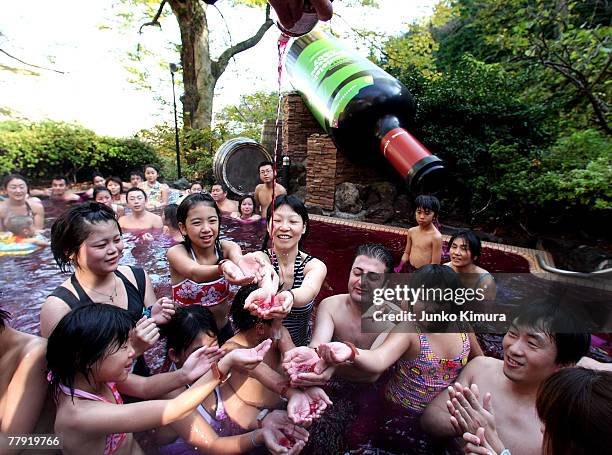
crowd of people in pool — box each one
[0,163,611,455]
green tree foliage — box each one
[376,0,610,233]
[0,120,158,183]
[216,91,278,140]
[136,123,229,183]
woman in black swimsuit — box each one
[0,174,44,232]
[40,202,174,358]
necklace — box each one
[80,276,118,304]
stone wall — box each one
[282,93,324,163]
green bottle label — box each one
[288,33,380,130]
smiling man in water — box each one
[421,301,591,455]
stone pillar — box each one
[282,92,324,163]
[305,135,336,210]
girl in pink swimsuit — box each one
[46,303,273,455]
[167,193,277,345]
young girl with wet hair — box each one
[247,195,327,347]
[154,304,309,454]
[40,202,174,363]
[167,193,276,345]
[46,304,270,455]
[0,173,45,232]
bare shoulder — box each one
[304,255,326,272]
[318,294,345,313]
[463,355,500,380]
[276,183,287,194]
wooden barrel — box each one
[260,118,282,157]
[213,137,272,196]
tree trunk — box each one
[166,0,273,131]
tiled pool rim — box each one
[311,215,612,292]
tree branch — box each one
[139,0,168,34]
[212,3,273,79]
[0,48,65,74]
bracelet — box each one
[250,429,262,448]
[256,408,270,428]
[211,361,231,384]
[217,259,229,276]
[142,306,152,318]
[342,340,359,363]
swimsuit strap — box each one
[474,272,493,288]
[69,274,96,307]
[56,382,127,455]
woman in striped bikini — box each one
[250,195,327,347]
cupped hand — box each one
[287,389,314,425]
[180,345,225,383]
[221,260,255,285]
[288,364,335,387]
[315,342,352,365]
[228,338,272,371]
[244,287,276,317]
[447,383,496,437]
[262,410,309,442]
[237,253,266,282]
[282,347,321,374]
[302,386,332,417]
[150,297,175,325]
[263,427,307,455]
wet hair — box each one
[5,215,34,236]
[258,161,273,170]
[414,194,440,217]
[536,367,612,455]
[211,182,228,193]
[143,163,159,173]
[161,306,219,358]
[176,193,222,255]
[105,176,123,193]
[126,187,147,201]
[511,300,591,365]
[51,176,68,185]
[355,243,394,273]
[2,174,28,190]
[261,195,309,251]
[46,304,134,400]
[93,186,111,201]
[231,284,272,332]
[238,194,256,216]
[190,181,203,191]
[410,264,462,295]
[448,229,482,263]
[163,204,179,230]
[50,202,121,273]
[91,172,104,182]
[0,307,10,331]
[129,169,143,179]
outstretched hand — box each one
[463,427,502,455]
[282,346,327,383]
[315,342,353,365]
[221,260,256,285]
[181,345,225,383]
[237,253,266,282]
[228,338,272,371]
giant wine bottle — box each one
[286,31,445,192]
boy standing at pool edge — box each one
[395,195,442,272]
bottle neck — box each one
[376,115,445,192]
